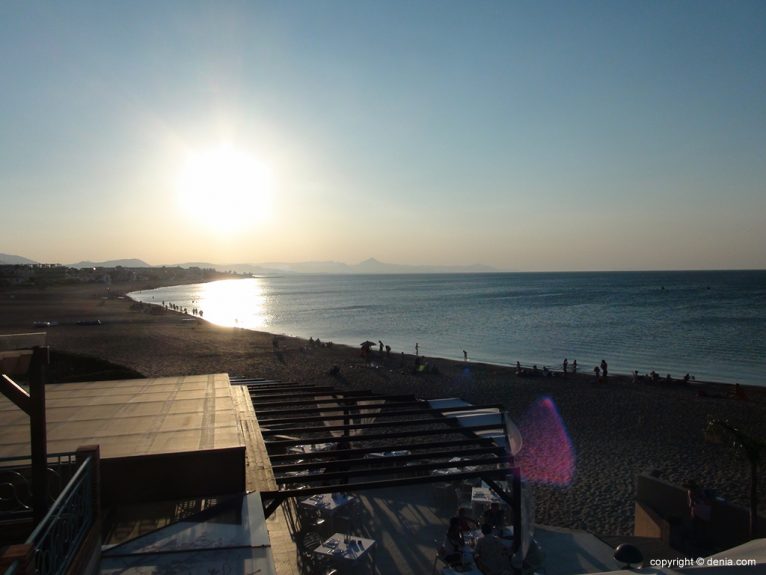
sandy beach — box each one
[1,280,764,537]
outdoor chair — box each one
[299,531,331,573]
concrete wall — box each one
[100,446,246,506]
[635,471,766,550]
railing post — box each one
[76,445,101,520]
[29,346,49,525]
[0,544,34,575]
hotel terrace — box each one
[1,335,764,575]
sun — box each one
[176,144,274,233]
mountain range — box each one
[1,254,496,274]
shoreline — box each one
[129,281,761,390]
[1,281,764,536]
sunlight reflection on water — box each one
[191,278,269,330]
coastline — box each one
[1,280,764,536]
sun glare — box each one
[176,144,274,233]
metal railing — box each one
[24,455,94,575]
[0,453,79,520]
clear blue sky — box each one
[1,1,764,270]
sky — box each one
[1,1,765,271]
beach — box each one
[1,280,764,537]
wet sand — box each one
[1,280,764,536]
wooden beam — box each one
[0,374,31,414]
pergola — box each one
[236,377,523,556]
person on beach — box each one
[594,365,601,382]
[733,383,749,401]
[572,359,577,374]
[600,359,608,379]
[563,358,568,376]
[464,350,468,362]
[516,361,522,375]
[415,342,419,356]
[685,480,712,548]
[385,344,391,358]
[379,340,383,353]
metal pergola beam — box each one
[271,446,505,473]
[247,388,348,400]
[261,414,491,436]
[264,423,503,448]
[254,400,424,418]
[261,467,511,503]
[248,384,336,393]
[275,456,508,484]
[267,437,499,462]
[251,394,415,409]
[259,404,504,427]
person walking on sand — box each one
[600,359,608,379]
[463,350,468,362]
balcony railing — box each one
[25,455,94,575]
[0,453,79,520]
[1,453,95,575]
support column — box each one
[29,346,49,525]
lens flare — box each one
[516,396,575,486]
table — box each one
[299,493,356,515]
[431,457,479,476]
[471,487,506,506]
[363,450,411,458]
[314,533,376,565]
[288,442,336,454]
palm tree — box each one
[705,418,765,539]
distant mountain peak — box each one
[68,258,151,269]
[0,253,38,265]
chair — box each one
[431,540,464,575]
[299,531,331,574]
[298,504,328,532]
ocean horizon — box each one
[130,270,766,387]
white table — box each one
[431,457,479,476]
[363,450,411,458]
[288,442,336,454]
[299,493,356,515]
[314,533,376,564]
[471,487,503,505]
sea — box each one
[129,270,766,387]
